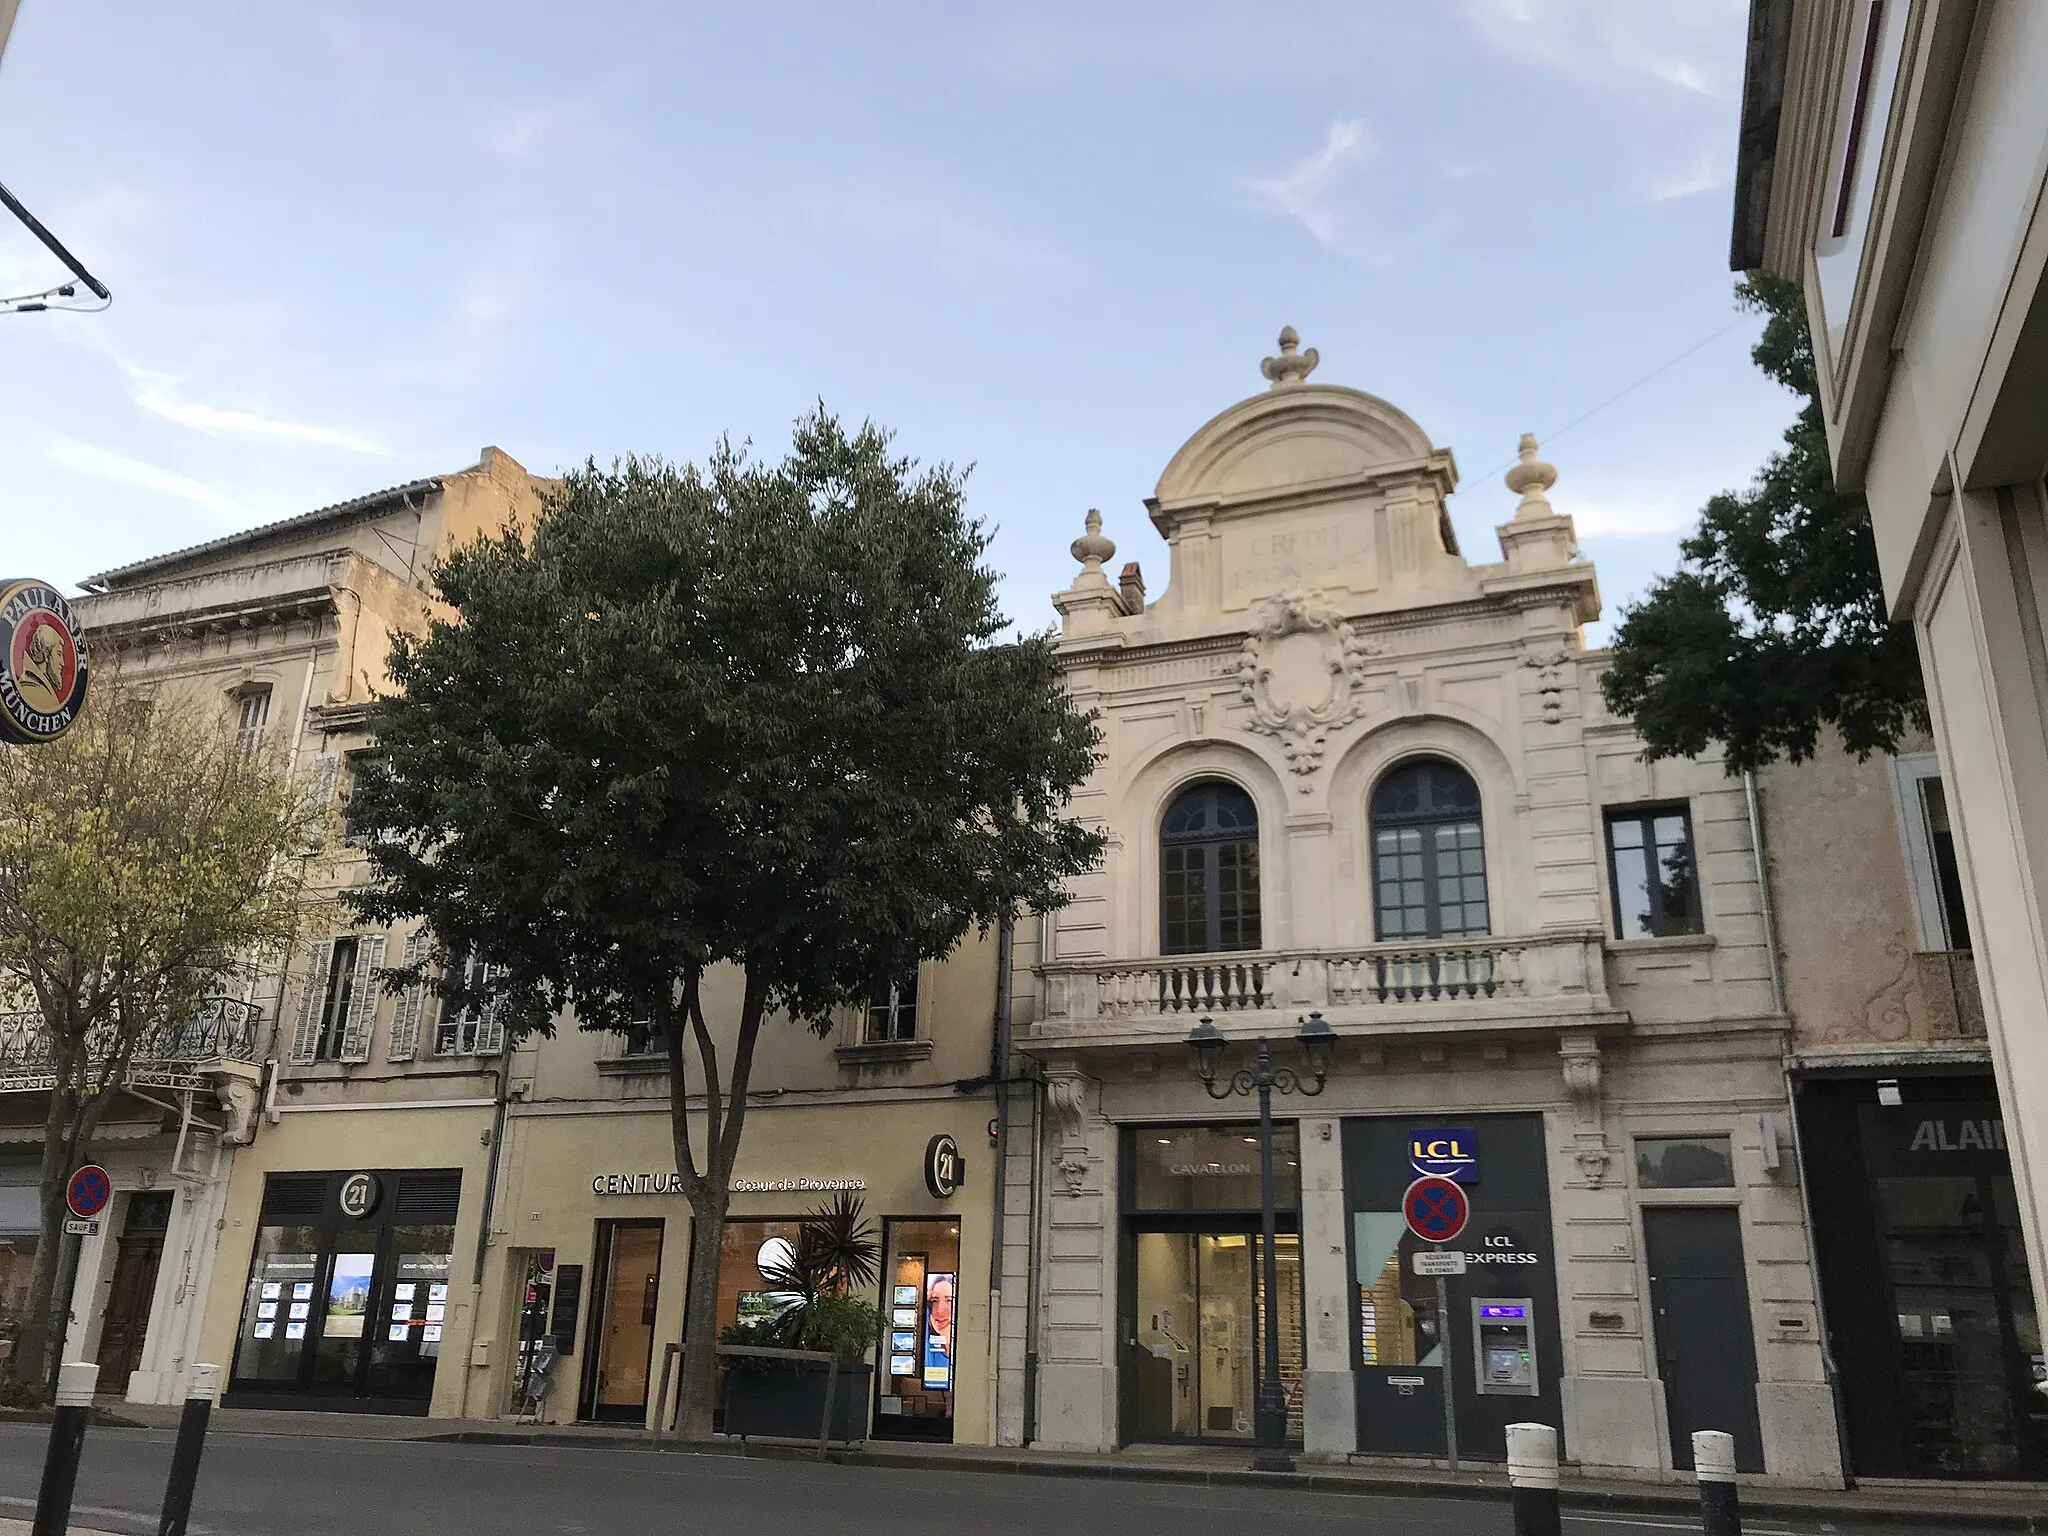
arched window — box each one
[1160,781,1262,955]
[1370,758,1489,940]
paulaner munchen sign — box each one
[0,578,90,745]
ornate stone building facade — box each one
[993,333,1839,1480]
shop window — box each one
[1636,1135,1735,1189]
[866,973,919,1043]
[1370,758,1488,940]
[1160,781,1262,955]
[878,1219,960,1438]
[1604,806,1702,938]
[1129,1124,1300,1214]
[1892,755,1972,953]
[435,954,506,1056]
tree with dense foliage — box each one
[1601,275,1927,772]
[0,687,315,1397]
[346,410,1103,1439]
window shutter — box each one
[288,940,333,1064]
[388,929,427,1062]
[476,963,508,1056]
[299,755,340,853]
[338,935,384,1063]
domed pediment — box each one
[1152,384,1448,511]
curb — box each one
[413,1431,2047,1530]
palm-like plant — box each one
[751,1194,884,1360]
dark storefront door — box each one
[225,1170,461,1414]
[580,1219,663,1423]
[94,1192,172,1395]
[1345,1115,1561,1462]
[1798,1073,2047,1478]
[1644,1208,1763,1472]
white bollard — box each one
[1693,1430,1741,1536]
[1506,1422,1561,1536]
[54,1361,99,1407]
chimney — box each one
[1119,561,1146,614]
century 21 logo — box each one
[1409,1127,1477,1183]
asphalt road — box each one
[0,1424,1981,1536]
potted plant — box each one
[719,1193,884,1443]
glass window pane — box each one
[1612,846,1652,936]
[1130,1124,1300,1212]
[231,1224,323,1385]
[1635,1135,1734,1188]
[1609,818,1645,850]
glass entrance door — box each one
[582,1220,663,1423]
[1129,1230,1300,1442]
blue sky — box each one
[0,1,1784,645]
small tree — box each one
[0,685,315,1397]
[346,410,1102,1438]
[1601,274,1928,771]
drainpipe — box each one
[987,911,1014,1298]
[460,1049,513,1420]
[1746,770,1851,1486]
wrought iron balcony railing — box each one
[0,996,262,1092]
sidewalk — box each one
[107,1404,2048,1530]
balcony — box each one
[1031,931,1616,1046]
[0,996,263,1094]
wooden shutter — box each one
[288,940,333,1064]
[476,963,508,1056]
[337,935,384,1063]
[388,928,427,1063]
[299,755,340,853]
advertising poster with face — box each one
[922,1272,955,1391]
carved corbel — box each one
[1043,1067,1096,1196]
[215,1072,263,1146]
[1559,1032,1610,1185]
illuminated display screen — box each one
[1479,1304,1527,1320]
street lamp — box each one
[1186,1010,1333,1472]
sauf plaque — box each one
[0,578,90,745]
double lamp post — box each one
[1186,1009,1336,1473]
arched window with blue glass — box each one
[1159,780,1262,955]
[1369,757,1490,940]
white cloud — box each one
[128,375,389,454]
[1648,147,1731,202]
[1250,119,1375,248]
[1463,0,1747,100]
[47,435,247,521]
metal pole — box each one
[818,1356,840,1463]
[155,1364,219,1536]
[33,1361,97,1536]
[1252,1040,1291,1472]
[1507,1422,1561,1536]
[1437,1270,1459,1472]
[650,1341,680,1441]
[1694,1430,1742,1536]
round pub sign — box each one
[0,579,90,746]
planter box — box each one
[723,1362,872,1443]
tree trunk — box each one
[8,1086,81,1399]
[673,1183,730,1440]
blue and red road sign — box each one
[66,1164,112,1220]
[1402,1174,1470,1245]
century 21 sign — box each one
[1409,1127,1477,1183]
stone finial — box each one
[1260,325,1319,390]
[1070,509,1115,574]
[1505,432,1558,518]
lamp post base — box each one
[1250,1444,1297,1474]
[1251,1388,1295,1473]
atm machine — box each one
[1471,1298,1539,1396]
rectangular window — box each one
[316,938,360,1061]
[434,955,504,1056]
[1891,755,1970,953]
[1604,806,1702,938]
[1635,1135,1735,1189]
[866,973,919,1043]
[235,687,272,759]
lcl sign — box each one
[1409,1127,1478,1183]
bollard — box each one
[1693,1430,1741,1536]
[156,1364,221,1536]
[1506,1422,1562,1536]
[33,1360,98,1536]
